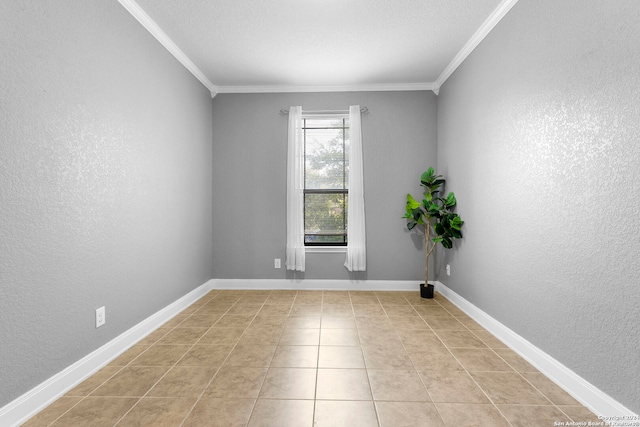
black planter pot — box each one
[420,283,434,299]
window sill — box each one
[305,246,347,253]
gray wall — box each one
[0,1,213,406]
[212,92,437,281]
[437,0,640,412]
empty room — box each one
[1,0,638,426]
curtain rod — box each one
[279,107,369,115]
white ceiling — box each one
[120,0,516,95]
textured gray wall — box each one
[0,1,213,406]
[437,0,640,412]
[212,92,437,281]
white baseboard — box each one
[0,279,215,427]
[435,281,638,419]
[211,278,421,291]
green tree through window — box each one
[303,117,349,245]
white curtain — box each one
[345,105,366,271]
[286,106,305,271]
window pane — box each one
[304,192,348,244]
[304,119,349,190]
[305,234,347,244]
[304,118,346,128]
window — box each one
[286,105,365,272]
[302,117,349,246]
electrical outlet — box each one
[96,306,105,328]
[446,264,451,276]
[274,258,281,269]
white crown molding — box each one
[435,282,638,419]
[0,280,215,427]
[117,0,522,98]
[432,0,520,94]
[215,82,435,94]
[117,0,218,98]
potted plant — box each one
[403,167,464,298]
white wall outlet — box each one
[95,306,105,328]
[274,258,281,269]
[446,264,451,276]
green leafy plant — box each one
[403,167,464,287]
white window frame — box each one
[301,114,350,248]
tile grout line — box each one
[41,291,220,427]
[169,289,248,427]
[111,290,224,427]
[367,294,387,427]
[104,289,251,427]
[462,326,573,423]
[389,293,451,427]
[235,290,292,427]
[438,299,588,422]
[349,294,378,426]
[434,294,566,426]
[310,292,325,427]
[431,295,516,427]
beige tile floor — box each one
[23,290,600,427]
